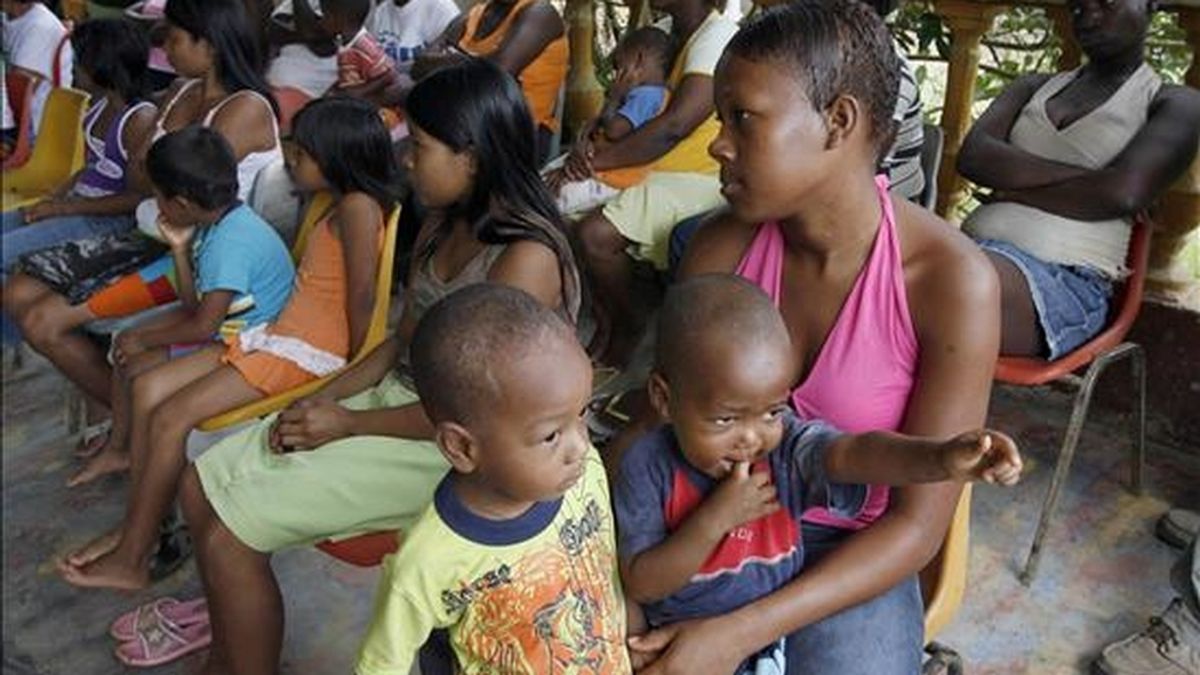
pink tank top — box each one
[736,175,918,530]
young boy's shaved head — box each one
[655,274,794,386]
[410,283,578,425]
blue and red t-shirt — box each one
[614,414,866,627]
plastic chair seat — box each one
[315,530,401,567]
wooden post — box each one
[1148,8,1200,304]
[932,0,1003,218]
[1045,5,1082,70]
[564,0,605,136]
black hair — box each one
[655,274,790,385]
[319,0,372,29]
[290,97,401,211]
[146,126,239,210]
[411,283,577,424]
[405,58,583,322]
[164,0,277,115]
[862,0,899,17]
[616,26,676,73]
[71,19,150,102]
[725,0,901,163]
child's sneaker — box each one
[1095,599,1200,674]
[1158,509,1200,550]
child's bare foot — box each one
[65,528,122,568]
[67,446,129,487]
[57,548,149,590]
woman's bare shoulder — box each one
[678,207,759,278]
[893,198,999,328]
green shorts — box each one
[194,373,450,553]
[602,170,724,270]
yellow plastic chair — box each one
[198,194,400,431]
[920,485,971,673]
[2,86,90,211]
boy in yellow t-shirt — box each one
[355,284,632,675]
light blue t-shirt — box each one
[192,203,295,338]
[616,84,669,129]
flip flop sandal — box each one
[114,612,212,668]
[109,597,208,642]
[74,420,113,459]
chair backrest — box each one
[2,86,90,196]
[917,123,944,211]
[2,70,38,170]
[51,29,73,88]
[920,485,971,642]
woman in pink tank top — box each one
[632,4,1001,674]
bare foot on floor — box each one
[57,548,149,591]
[67,447,129,487]
[65,528,123,568]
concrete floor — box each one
[3,351,1198,674]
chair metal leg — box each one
[1020,343,1142,585]
[1128,344,1146,495]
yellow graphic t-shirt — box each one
[356,448,629,675]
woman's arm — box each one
[486,0,564,76]
[996,86,1200,220]
[957,73,1091,191]
[335,193,384,357]
[587,74,715,172]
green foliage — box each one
[890,2,1193,104]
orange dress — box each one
[223,213,380,396]
[458,0,568,132]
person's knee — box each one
[577,214,628,261]
[18,299,65,347]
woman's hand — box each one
[562,142,594,182]
[270,396,354,452]
[630,617,752,675]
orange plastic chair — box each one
[2,70,38,170]
[2,86,90,211]
[919,486,971,672]
[996,217,1151,585]
[272,86,312,136]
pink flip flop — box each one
[114,614,212,668]
[109,596,208,642]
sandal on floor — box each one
[109,596,208,642]
[114,613,212,667]
[74,421,113,459]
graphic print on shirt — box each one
[663,462,799,582]
[446,498,625,674]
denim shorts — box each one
[976,239,1114,360]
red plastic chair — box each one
[315,530,401,567]
[272,86,312,135]
[996,216,1151,585]
[2,70,38,170]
